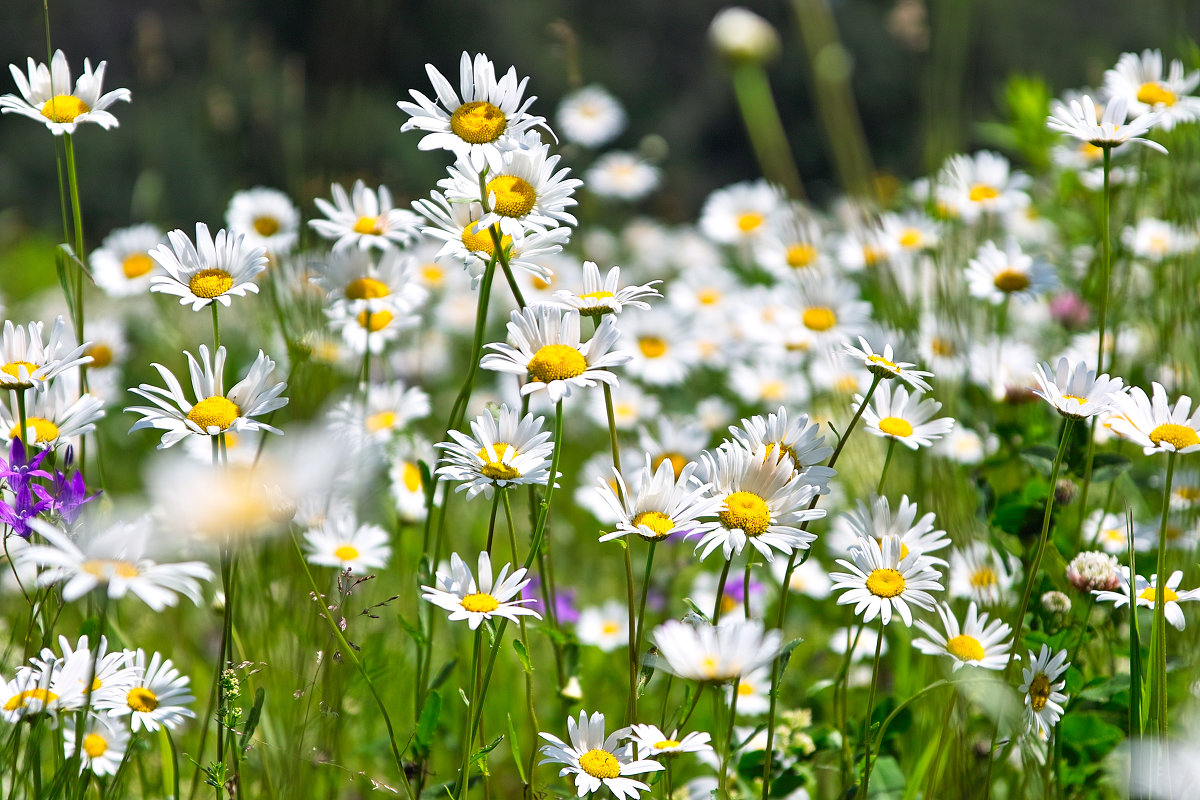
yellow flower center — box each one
[1061,395,1088,404]
[638,336,668,359]
[461,592,500,614]
[477,441,521,481]
[968,184,1000,203]
[862,245,886,266]
[969,567,997,588]
[449,101,508,143]
[580,290,615,302]
[946,634,985,662]
[1028,673,1051,711]
[253,216,280,236]
[652,452,688,480]
[877,416,914,438]
[993,269,1031,293]
[188,268,234,299]
[1138,586,1179,604]
[82,559,140,579]
[122,253,155,279]
[865,568,906,598]
[632,510,674,539]
[40,94,90,123]
[526,343,587,383]
[127,687,159,713]
[786,243,817,269]
[486,175,537,218]
[353,216,384,235]
[421,263,445,286]
[3,687,58,712]
[654,739,682,749]
[736,212,765,232]
[899,228,923,248]
[1137,82,1177,107]
[531,275,553,291]
[867,354,899,371]
[82,733,107,759]
[578,748,621,780]
[401,462,423,492]
[1,361,40,382]
[356,310,394,331]
[366,411,397,433]
[11,417,60,443]
[697,288,722,305]
[802,307,837,332]
[601,621,620,635]
[1149,423,1200,451]
[187,396,240,432]
[345,277,390,300]
[737,682,755,696]
[461,222,511,256]
[86,343,114,368]
[930,337,956,357]
[873,538,910,559]
[334,544,360,562]
[719,491,771,536]
[1175,485,1200,502]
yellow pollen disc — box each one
[1175,486,1200,501]
[356,310,394,331]
[654,739,682,749]
[401,462,423,492]
[353,216,384,235]
[866,568,906,598]
[366,411,397,433]
[761,380,786,401]
[40,94,90,123]
[701,655,720,678]
[862,245,886,266]
[802,307,837,332]
[1137,82,1177,107]
[899,229,923,248]
[449,101,508,143]
[652,452,688,480]
[186,396,240,432]
[993,269,1031,293]
[632,510,675,539]
[334,544,360,562]
[946,634,985,662]
[127,687,159,713]
[1080,142,1103,159]
[762,441,798,467]
[930,337,955,357]
[737,682,755,696]
[969,568,997,588]
[91,677,103,691]
[2,361,40,383]
[787,243,817,268]
[1028,674,1051,711]
[968,184,1000,203]
[736,212,765,232]
[3,687,58,711]
[461,592,499,613]
[526,343,587,383]
[720,594,738,614]
[578,748,621,780]
[834,375,859,393]
[867,354,898,370]
[697,288,722,305]
[580,290,615,301]
[638,336,668,358]
[82,559,140,579]
[1061,395,1088,404]
[531,275,553,290]
[82,733,107,759]
[421,264,445,286]
[461,222,511,256]
[873,538,910,559]
[122,253,155,279]
[345,277,390,300]
[719,491,771,536]
[86,343,114,368]
[188,268,234,299]
[486,175,537,218]
[1149,423,1200,450]
[478,441,521,481]
[1138,586,1179,603]
[601,621,621,635]
[253,216,280,236]
[877,416,914,438]
[11,417,59,443]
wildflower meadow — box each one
[3,5,1200,800]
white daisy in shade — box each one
[539,710,664,800]
[399,51,549,169]
[0,317,92,393]
[481,305,630,403]
[1106,382,1200,455]
[109,649,195,732]
[90,223,164,297]
[421,551,541,630]
[22,515,213,610]
[965,237,1057,305]
[328,380,430,454]
[596,455,721,543]
[0,662,66,723]
[126,346,288,448]
[690,443,824,563]
[309,180,421,252]
[311,248,428,317]
[149,223,268,311]
[1,49,130,135]
[698,179,785,246]
[837,494,951,565]
[304,517,391,573]
[225,186,300,255]
[1031,357,1125,420]
[553,261,661,317]
[947,541,1019,606]
[1019,645,1070,740]
[1,380,104,450]
[831,535,943,626]
[842,336,933,392]
[627,723,713,759]
[1046,94,1166,152]
[436,404,555,499]
[584,381,660,431]
[856,383,954,450]
[934,150,1030,223]
[557,84,626,147]
[1083,511,1129,554]
[36,634,138,713]
[725,406,835,492]
[1123,217,1195,262]
[728,667,771,716]
[1103,49,1200,131]
[575,599,629,652]
[913,601,1012,671]
[652,618,782,681]
[62,717,129,776]
[1093,568,1198,630]
[586,151,661,201]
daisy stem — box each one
[1096,146,1112,375]
[829,374,883,467]
[623,541,639,724]
[858,619,886,798]
[502,490,540,795]
[1074,417,1098,547]
[877,438,897,495]
[489,226,526,310]
[632,541,657,694]
[837,623,865,787]
[719,679,741,800]
[485,491,500,555]
[62,133,88,349]
[1148,451,1176,735]
[728,62,806,200]
[211,303,221,351]
[743,563,753,621]
[710,558,734,624]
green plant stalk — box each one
[858,620,886,797]
[211,303,221,352]
[62,133,88,350]
[729,63,805,199]
[502,490,540,795]
[453,629,485,800]
[719,684,741,800]
[1096,146,1113,375]
[1127,525,1143,740]
[1147,452,1176,735]
[837,623,865,786]
[877,437,897,495]
[632,540,657,696]
[710,558,734,624]
[623,542,639,724]
[485,491,501,555]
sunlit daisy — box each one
[539,710,664,799]
[857,383,954,450]
[831,535,943,626]
[966,237,1057,305]
[328,380,430,451]
[389,437,434,523]
[311,246,429,317]
[1083,511,1129,554]
[421,550,541,629]
[627,724,713,759]
[1,50,130,135]
[1103,49,1200,131]
[1019,645,1069,740]
[698,179,785,246]
[1093,568,1198,630]
[842,336,933,392]
[40,635,138,712]
[653,618,782,681]
[596,454,721,543]
[304,516,391,573]
[0,662,65,723]
[309,180,422,252]
[576,600,629,651]
[1031,357,1125,420]
[436,404,555,499]
[913,601,1011,671]
[725,406,835,492]
[934,150,1030,223]
[790,273,873,349]
[586,152,661,201]
[620,312,698,386]
[0,317,92,393]
[149,223,268,310]
[108,649,196,732]
[947,542,1018,606]
[837,494,951,564]
[1107,382,1200,455]
[754,204,828,279]
[553,261,661,317]
[1,381,104,449]
[772,556,832,599]
[1046,94,1166,152]
[325,300,416,355]
[226,186,301,255]
[90,223,164,297]
[558,84,626,147]
[61,717,129,776]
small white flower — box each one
[652,618,781,681]
[421,551,541,629]
[1093,568,1198,630]
[557,84,626,148]
[0,317,92,392]
[63,717,129,776]
[699,179,785,246]
[627,723,713,759]
[436,404,555,499]
[309,180,422,252]
[1031,357,1125,420]
[553,261,661,317]
[90,223,164,297]
[596,455,720,543]
[1103,49,1200,131]
[831,535,943,626]
[225,186,301,255]
[576,600,629,652]
[842,336,933,392]
[1046,94,1166,152]
[1,50,130,135]
[856,384,954,450]
[539,710,664,799]
[1107,382,1200,455]
[304,517,391,573]
[108,649,196,733]
[1019,645,1070,740]
[586,151,661,201]
[913,601,1012,671]
[965,237,1057,305]
[149,223,268,311]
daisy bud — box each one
[709,7,780,64]
[1066,551,1121,592]
[1054,478,1079,506]
[1041,590,1071,616]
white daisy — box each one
[837,494,951,564]
[831,535,943,626]
[0,662,66,723]
[149,223,268,311]
[1103,49,1200,131]
[1,50,130,135]
[1083,511,1129,554]
[856,383,954,450]
[436,404,555,499]
[539,710,664,800]
[947,542,1018,606]
[913,601,1012,671]
[653,618,782,681]
[790,273,873,349]
[304,517,391,573]
[965,237,1057,304]
[1031,357,1125,420]
[584,381,660,431]
[637,417,711,481]
[627,724,713,759]
[1018,645,1070,740]
[1046,94,1166,152]
[0,317,92,392]
[596,454,721,543]
[420,551,541,629]
[309,180,422,252]
[772,556,832,599]
[842,336,934,392]
[934,151,1031,223]
[1093,568,1198,630]
[62,717,129,776]
[39,635,138,713]
[724,406,835,492]
[558,84,626,147]
[553,261,661,317]
[934,426,997,465]
[1107,383,1200,455]
[108,649,196,733]
[389,437,435,523]
[325,301,416,355]
[585,151,661,201]
[327,380,430,452]
[576,600,629,651]
[754,204,827,279]
[1,380,104,450]
[620,312,699,387]
[698,180,785,245]
[225,186,301,255]
[728,667,772,716]
[90,223,164,297]
[311,246,429,316]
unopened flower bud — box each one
[1042,590,1071,615]
[709,7,781,64]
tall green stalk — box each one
[1147,452,1176,735]
[858,620,886,797]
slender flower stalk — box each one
[859,620,886,797]
[1148,452,1176,734]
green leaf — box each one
[636,651,656,698]
[774,638,804,683]
[1060,713,1123,759]
[868,755,906,796]
[469,735,504,766]
[430,659,457,690]
[158,727,179,800]
[239,687,266,754]
[415,691,442,756]
[506,714,527,784]
[397,613,427,648]
[512,639,533,675]
[1020,445,1059,475]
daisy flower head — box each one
[1103,49,1200,131]
[2,380,104,450]
[1046,94,1166,153]
[1019,645,1070,740]
[225,186,301,256]
[1084,511,1130,554]
[576,599,629,651]
[966,237,1057,305]
[328,380,430,455]
[1,661,65,723]
[539,710,664,800]
[399,52,550,169]
[1123,217,1196,262]
[856,383,954,450]
[481,305,630,403]
[309,180,422,252]
[725,406,835,492]
[1,50,130,135]
[652,618,782,681]
[934,150,1031,223]
[728,667,772,716]
[627,724,713,760]
[0,317,92,392]
[620,312,700,387]
[638,417,710,481]
[149,223,267,311]
[126,346,288,448]
[421,550,540,629]
[390,437,435,523]
[912,601,1012,671]
[790,273,873,349]
[838,494,951,564]
[436,403,555,499]
[311,248,429,317]
[90,223,164,297]
[709,7,781,63]
[553,261,661,317]
[948,541,1018,606]
[325,300,417,355]
[304,517,392,573]
[1093,568,1197,630]
[109,649,195,733]
[585,151,661,201]
[62,718,129,776]
[596,454,721,543]
[1107,382,1200,455]
[1031,357,1125,420]
[831,535,943,626]
[698,179,785,246]
[557,84,626,148]
[843,336,934,392]
[41,635,138,713]
[753,204,828,279]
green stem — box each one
[1097,146,1113,375]
[485,491,501,555]
[632,541,657,695]
[62,133,87,349]
[728,62,805,199]
[710,558,733,624]
[719,682,741,800]
[454,629,485,800]
[858,620,886,797]
[623,542,639,724]
[877,438,897,495]
[210,302,221,352]
[1148,452,1177,735]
